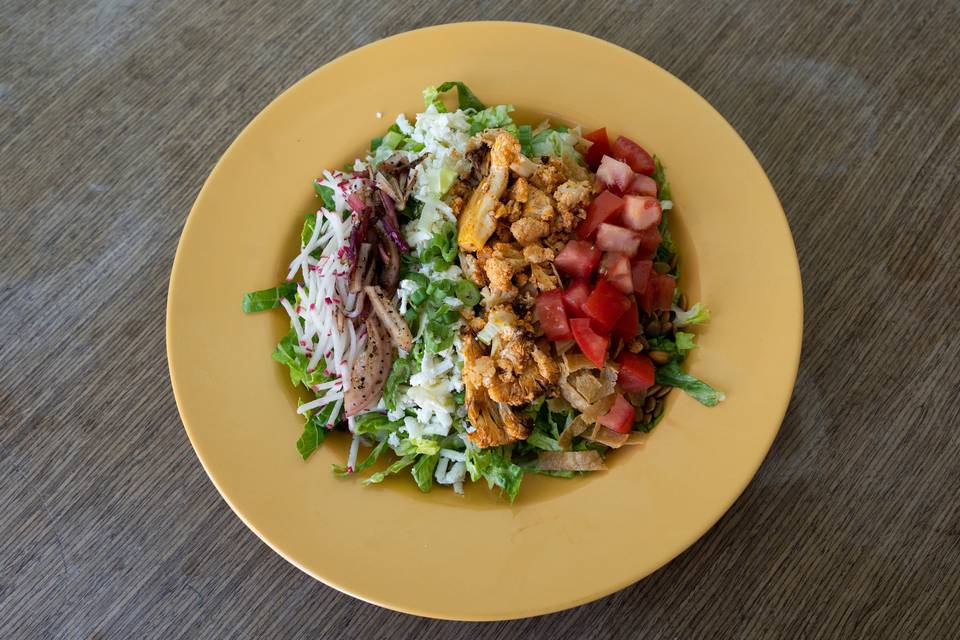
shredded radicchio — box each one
[378,192,409,253]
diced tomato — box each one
[570,318,609,369]
[631,259,653,294]
[562,278,591,316]
[581,278,630,332]
[638,273,676,312]
[600,252,633,294]
[635,226,662,259]
[651,273,676,310]
[597,393,636,433]
[583,127,611,171]
[616,352,655,393]
[596,223,641,257]
[577,191,625,239]
[534,289,572,341]
[596,155,635,193]
[621,196,662,231]
[625,173,658,196]
[611,136,655,175]
[555,240,601,278]
[613,296,639,340]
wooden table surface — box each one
[3,1,959,638]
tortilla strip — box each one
[537,450,606,471]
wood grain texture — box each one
[2,1,959,638]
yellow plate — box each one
[167,22,802,620]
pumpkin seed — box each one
[643,396,656,413]
[655,386,672,399]
[648,350,670,365]
[645,319,661,336]
[669,254,678,269]
[653,261,671,274]
[647,384,662,396]
[661,321,673,333]
[653,400,664,418]
[642,411,653,423]
[679,294,688,310]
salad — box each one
[242,82,722,501]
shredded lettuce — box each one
[468,104,515,134]
[673,302,711,327]
[271,328,332,390]
[423,81,486,112]
[411,453,440,492]
[362,454,417,485]
[654,362,725,407]
[465,446,523,502]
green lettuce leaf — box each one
[465,446,523,502]
[241,282,297,313]
[654,361,725,407]
[271,329,331,389]
[362,454,417,485]
[423,81,486,112]
[411,453,440,492]
[295,412,328,460]
[672,302,711,327]
[313,182,336,210]
[468,104,515,134]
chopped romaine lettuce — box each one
[673,302,712,327]
[241,282,297,313]
[654,362,725,407]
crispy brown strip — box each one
[537,450,606,471]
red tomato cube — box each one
[577,191,625,239]
[596,155,635,193]
[598,394,636,434]
[631,259,653,294]
[621,195,662,231]
[562,278,591,316]
[625,174,658,196]
[616,352,655,393]
[638,273,675,312]
[600,252,633,294]
[611,135,655,175]
[635,226,662,259]
[596,223,641,258]
[570,318,609,369]
[555,240,601,278]
[581,278,630,332]
[583,127,611,171]
[613,296,639,341]
[534,289,572,341]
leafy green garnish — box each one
[296,412,329,460]
[271,329,330,389]
[468,104,515,134]
[647,333,696,363]
[673,302,711,327]
[362,454,417,485]
[353,412,402,436]
[655,362,725,407]
[411,453,440,492]
[652,156,672,201]
[675,331,697,353]
[384,350,418,411]
[313,182,337,211]
[423,81,486,112]
[241,282,297,313]
[465,446,523,502]
[397,437,441,456]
